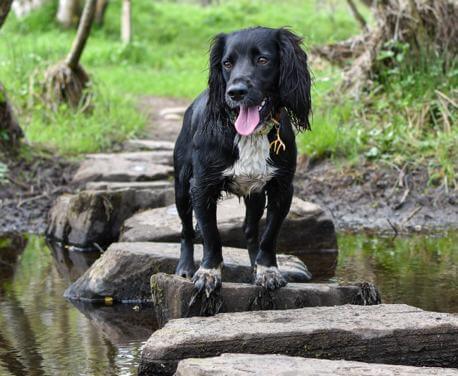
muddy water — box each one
[0,232,456,374]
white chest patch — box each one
[224,134,276,196]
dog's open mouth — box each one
[234,99,267,136]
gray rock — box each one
[72,152,173,185]
[175,354,458,376]
[124,139,175,152]
[64,242,312,303]
[139,304,458,375]
[85,180,172,191]
[151,273,380,327]
[46,187,174,249]
[120,196,338,278]
[163,113,182,120]
[159,107,187,117]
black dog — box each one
[173,27,311,296]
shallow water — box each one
[0,232,456,375]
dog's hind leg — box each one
[175,166,196,279]
[254,182,293,290]
[243,192,266,267]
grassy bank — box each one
[0,0,361,154]
[0,0,455,186]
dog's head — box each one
[207,27,311,135]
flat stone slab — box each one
[46,187,174,249]
[120,196,338,278]
[85,180,173,191]
[72,152,173,185]
[138,304,458,375]
[151,273,380,327]
[159,107,187,117]
[175,354,458,376]
[124,139,175,152]
[64,242,312,303]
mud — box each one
[294,159,458,234]
[0,150,77,234]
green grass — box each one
[0,0,362,155]
[0,0,455,187]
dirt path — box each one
[138,96,190,142]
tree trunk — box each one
[56,0,81,28]
[44,0,96,109]
[65,0,97,69]
[0,0,13,28]
[120,0,131,44]
[94,0,109,26]
[0,84,23,149]
[12,0,47,18]
[0,1,23,150]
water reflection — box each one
[335,232,458,313]
[48,240,100,283]
[0,235,151,376]
[0,231,456,375]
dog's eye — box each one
[223,61,233,69]
[257,57,269,65]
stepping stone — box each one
[85,180,173,191]
[124,139,175,152]
[151,273,380,327]
[138,304,458,375]
[63,242,312,303]
[46,187,174,250]
[159,107,187,117]
[120,196,338,278]
[72,152,173,185]
[175,354,458,376]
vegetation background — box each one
[0,0,456,187]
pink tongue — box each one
[234,106,260,136]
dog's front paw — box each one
[192,263,223,297]
[255,264,287,290]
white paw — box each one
[255,264,287,290]
[192,263,223,297]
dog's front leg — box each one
[243,192,266,267]
[191,180,223,297]
[254,182,293,290]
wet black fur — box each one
[173,27,311,289]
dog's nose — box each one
[227,83,248,101]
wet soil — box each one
[0,149,77,234]
[295,159,458,234]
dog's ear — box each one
[277,28,312,131]
[206,33,227,125]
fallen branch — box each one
[401,206,422,226]
[346,0,368,32]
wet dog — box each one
[173,27,311,296]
